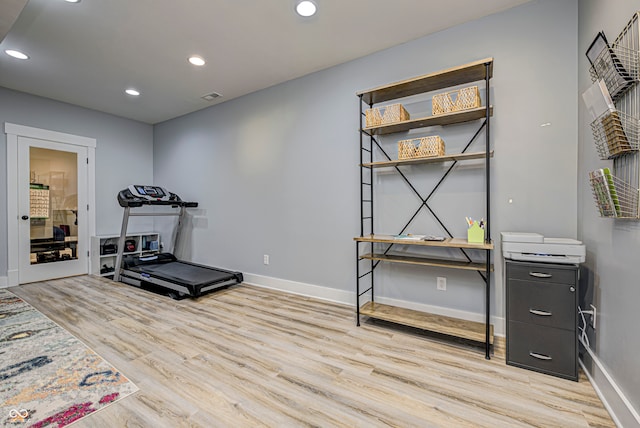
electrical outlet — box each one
[590,304,597,329]
[263,254,269,265]
[437,276,446,291]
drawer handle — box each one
[529,272,552,278]
[529,352,552,361]
[529,309,552,316]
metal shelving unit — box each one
[354,58,495,359]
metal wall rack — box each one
[354,58,495,359]
[588,13,640,219]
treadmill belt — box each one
[131,261,236,288]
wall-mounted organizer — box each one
[354,58,494,359]
[587,13,640,219]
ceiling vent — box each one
[201,92,222,101]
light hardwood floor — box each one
[10,276,614,427]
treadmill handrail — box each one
[114,185,197,282]
[120,199,198,208]
[117,187,198,208]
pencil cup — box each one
[467,222,484,244]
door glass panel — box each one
[29,147,78,265]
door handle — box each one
[529,272,552,278]
[529,309,552,316]
[529,352,552,361]
[21,215,29,220]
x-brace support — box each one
[367,119,488,281]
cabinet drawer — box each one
[507,262,577,285]
[507,321,577,381]
[508,279,576,330]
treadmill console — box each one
[118,185,198,208]
[128,185,172,201]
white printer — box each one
[501,232,585,264]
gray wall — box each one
[578,0,640,424]
[0,86,154,279]
[154,0,579,320]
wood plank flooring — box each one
[9,276,614,427]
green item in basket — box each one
[603,168,620,217]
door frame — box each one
[4,123,96,286]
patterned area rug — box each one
[0,288,138,427]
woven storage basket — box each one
[365,103,410,127]
[398,136,445,159]
[432,86,481,115]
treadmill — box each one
[113,185,243,299]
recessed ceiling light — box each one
[5,49,29,60]
[296,0,317,17]
[64,0,81,3]
[188,56,206,66]
[125,88,140,96]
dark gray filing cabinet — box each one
[506,260,579,381]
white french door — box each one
[5,123,96,286]
[17,137,89,283]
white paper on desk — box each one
[582,79,616,121]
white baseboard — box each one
[242,273,355,306]
[242,273,505,337]
[7,269,19,287]
[580,339,640,428]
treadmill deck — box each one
[129,260,238,288]
[121,256,243,298]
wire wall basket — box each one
[587,13,640,220]
[589,44,639,101]
[590,109,639,159]
[589,168,639,219]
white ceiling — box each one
[0,0,530,124]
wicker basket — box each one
[432,86,481,115]
[398,136,445,159]
[365,103,410,127]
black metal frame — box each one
[356,61,493,359]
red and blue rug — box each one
[0,288,138,427]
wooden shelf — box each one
[361,151,494,168]
[354,234,493,250]
[359,301,494,344]
[363,106,492,136]
[357,58,493,105]
[360,253,493,272]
